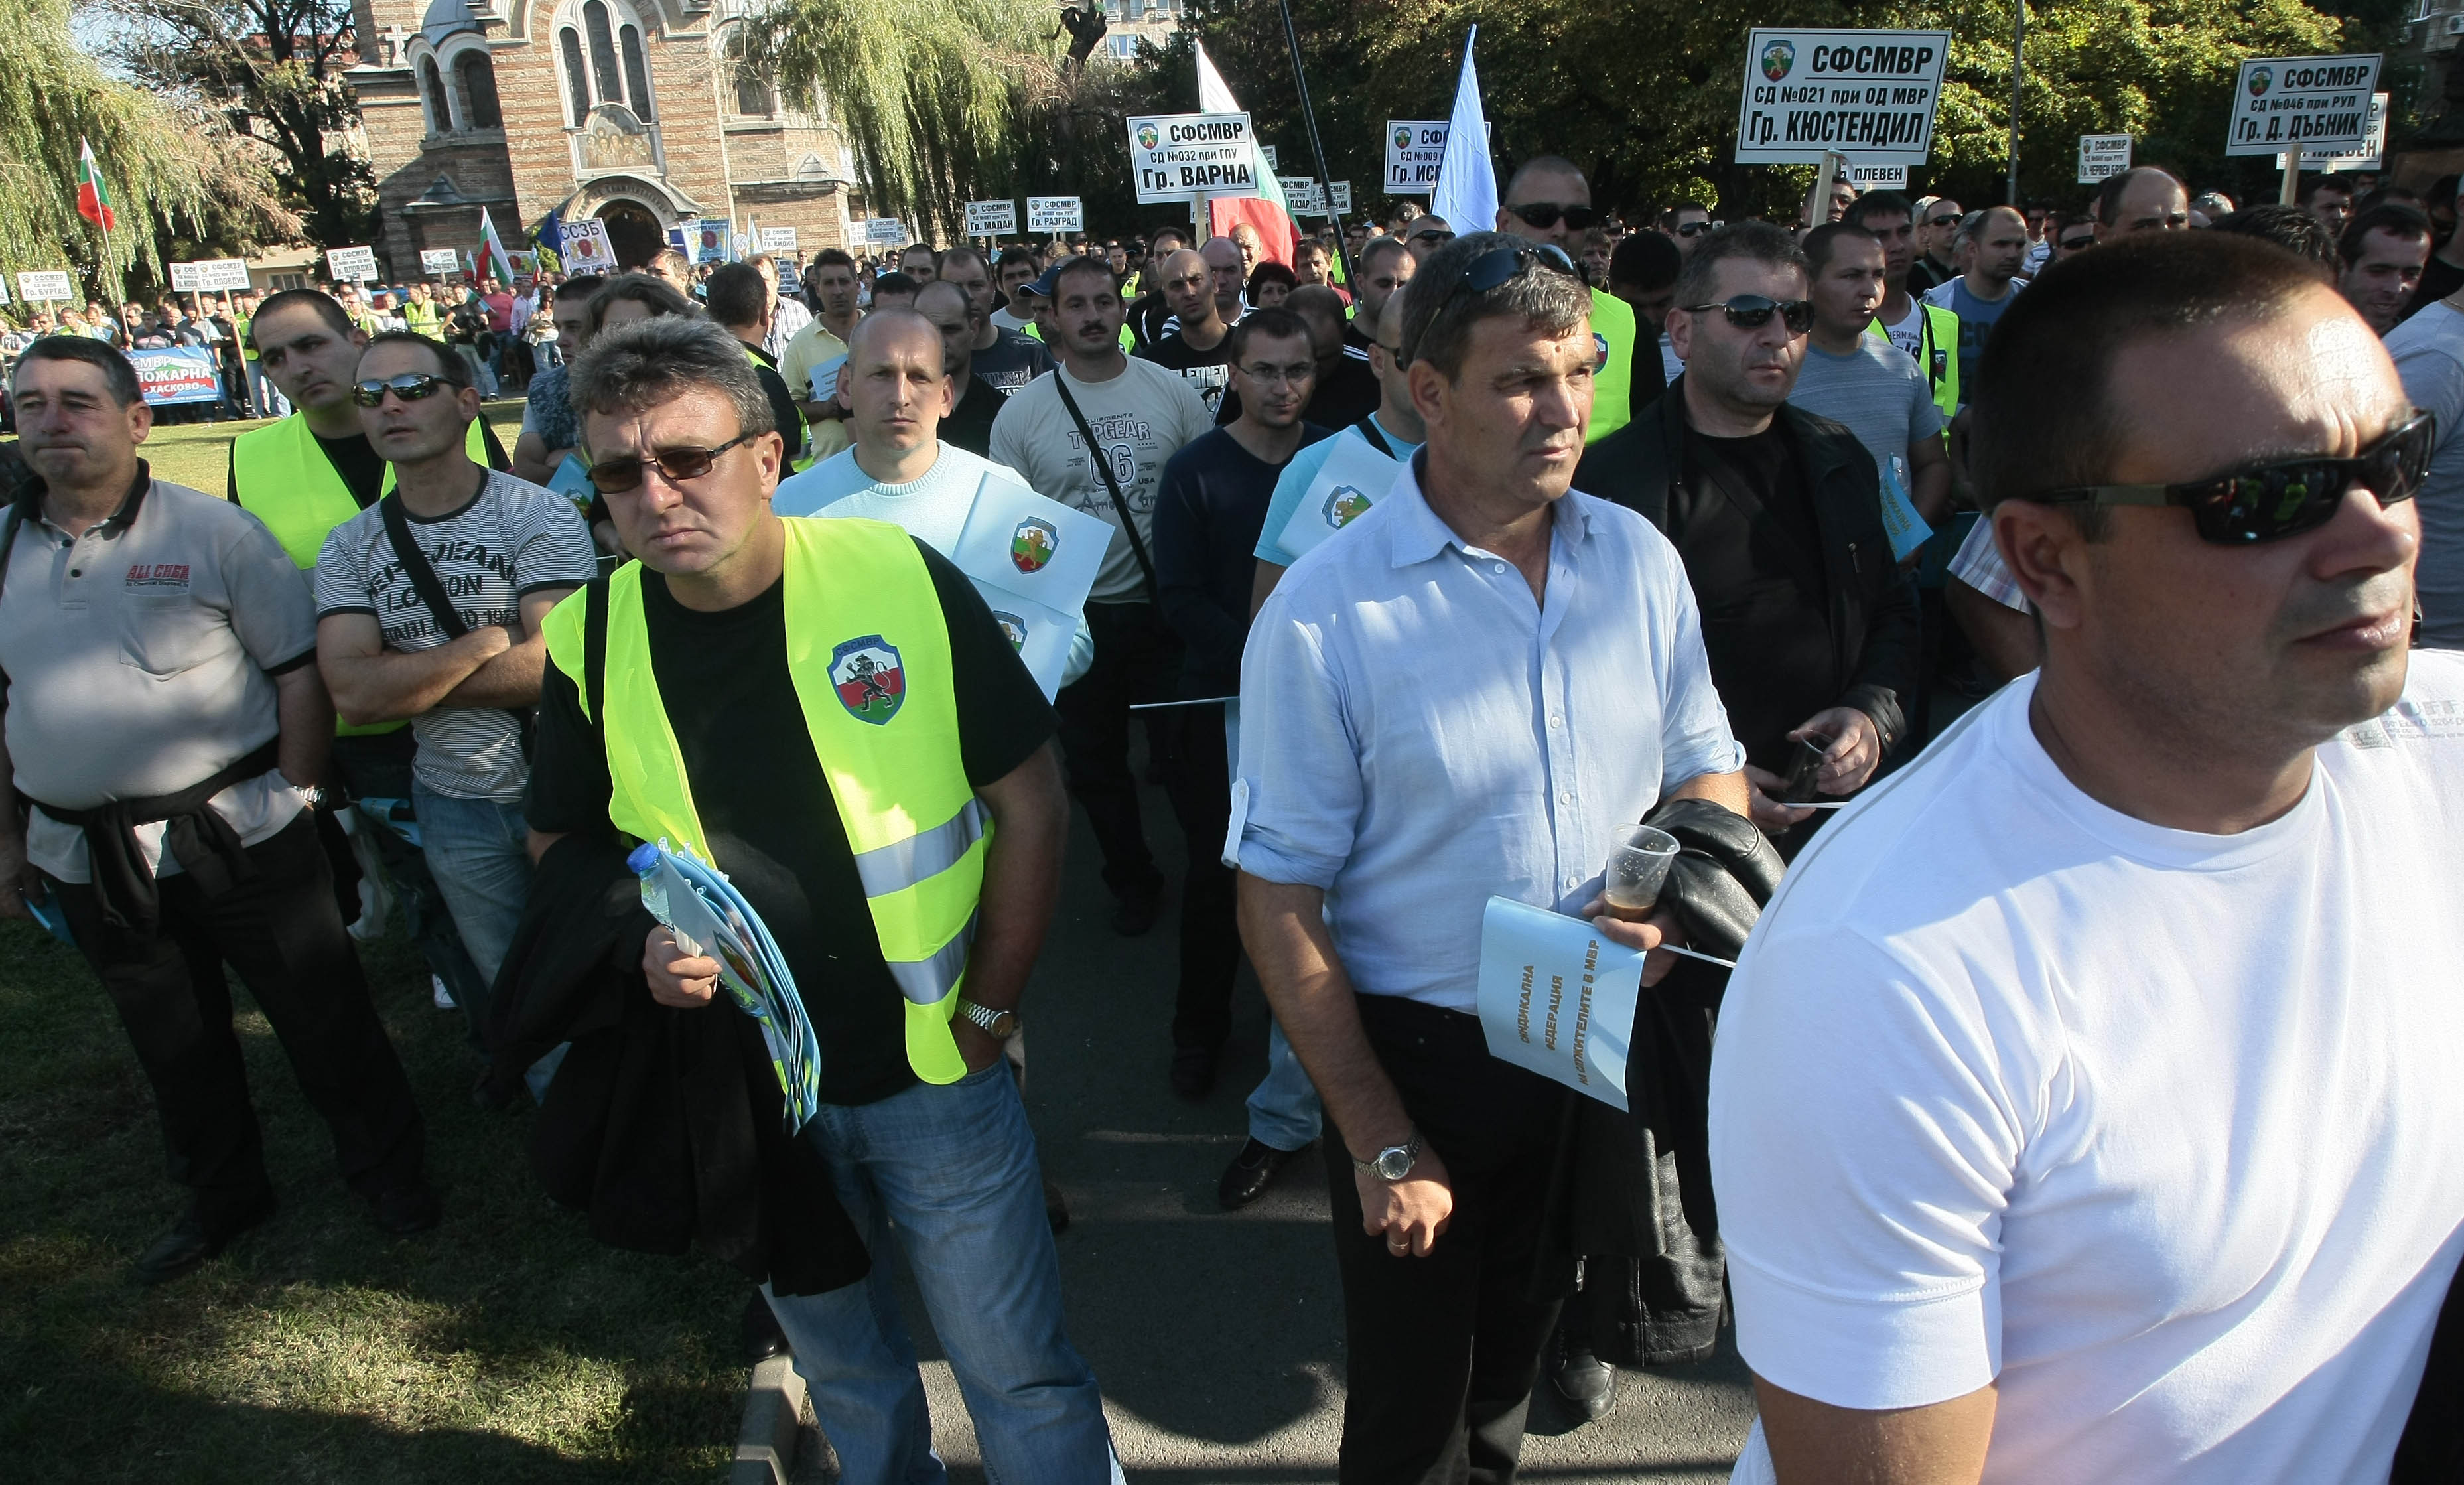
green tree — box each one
[0,0,295,303]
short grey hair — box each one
[567,315,774,439]
[1398,229,1590,380]
[1671,222,1806,309]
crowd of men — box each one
[3,147,2460,1485]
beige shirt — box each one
[0,470,315,881]
[777,315,853,464]
[987,358,1213,602]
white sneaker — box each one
[432,975,458,1011]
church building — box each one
[346,0,859,277]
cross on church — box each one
[374,25,407,65]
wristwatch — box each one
[1351,1129,1422,1182]
[955,997,1020,1040]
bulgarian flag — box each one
[1194,42,1296,268]
[76,137,115,232]
[477,206,517,283]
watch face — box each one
[1375,1147,1412,1181]
[987,1009,1019,1039]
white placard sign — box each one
[1385,120,1448,194]
[1735,29,1951,167]
[1261,144,1279,170]
[965,200,1019,236]
[948,474,1113,616]
[1279,175,1328,216]
[1328,180,1354,216]
[17,271,75,301]
[326,245,379,281]
[1476,898,1641,1112]
[1844,161,1907,188]
[2224,54,2381,157]
[1027,196,1085,233]
[196,257,251,291]
[1127,111,1262,204]
[2077,133,2134,184]
[2303,91,2390,171]
[0,276,10,304]
[560,218,617,274]
[759,225,800,253]
[421,248,464,276]
[863,218,908,246]
[169,262,204,292]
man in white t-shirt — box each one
[1711,231,2464,1482]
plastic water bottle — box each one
[628,841,669,923]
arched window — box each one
[419,58,452,132]
[559,28,590,125]
[584,1,622,103]
[454,52,502,130]
[620,24,653,119]
[734,66,772,117]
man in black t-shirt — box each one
[1136,248,1234,415]
[914,281,1007,455]
[531,314,1120,1481]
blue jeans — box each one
[410,782,565,1094]
[765,1062,1121,1485]
[1247,1018,1323,1152]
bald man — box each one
[1140,247,1237,418]
[2094,167,2191,241]
[1201,237,1249,326]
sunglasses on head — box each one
[1682,294,1815,335]
[1443,244,1582,308]
[1508,202,1602,232]
[587,430,757,493]
[351,373,453,407]
[2027,411,2432,545]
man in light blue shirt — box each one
[1249,293,1426,595]
[1232,232,1747,1479]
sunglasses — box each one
[1928,214,1963,228]
[2058,234,2096,251]
[1442,244,1582,309]
[2029,411,2432,545]
[351,373,453,407]
[1507,202,1602,232]
[1675,221,1717,237]
[1682,294,1815,335]
[587,431,757,493]
[1410,228,1456,246]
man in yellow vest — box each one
[229,288,510,1019]
[527,315,1123,1482]
[1844,190,1961,435]
[1496,155,1637,442]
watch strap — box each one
[1351,1129,1422,1178]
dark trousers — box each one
[1054,600,1182,898]
[1326,995,1569,1485]
[1162,706,1241,1049]
[48,812,427,1230]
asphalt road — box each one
[863,761,1759,1482]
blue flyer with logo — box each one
[948,472,1111,612]
[1272,428,1407,562]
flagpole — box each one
[1276,0,1355,285]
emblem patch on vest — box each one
[1592,330,1611,370]
[829,636,905,724]
[1011,518,1059,575]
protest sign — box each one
[758,225,799,253]
[419,248,463,277]
[949,474,1112,616]
[1261,144,1278,170]
[2077,134,2133,184]
[694,218,733,263]
[561,218,617,273]
[1269,429,1406,563]
[862,218,907,245]
[1127,111,1262,204]
[1844,161,1906,188]
[17,271,74,301]
[1386,120,1448,194]
[1476,898,1639,1113]
[1328,180,1353,216]
[1734,28,1951,167]
[1027,196,1085,233]
[326,245,379,281]
[170,258,250,293]
[2302,91,2389,171]
[1278,176,1328,216]
[2224,54,2380,157]
[130,346,224,406]
[965,200,1018,236]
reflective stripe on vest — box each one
[1586,286,1637,445]
[538,518,985,1084]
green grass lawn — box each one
[135,404,531,495]
[0,874,753,1480]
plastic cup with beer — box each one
[1602,824,1682,920]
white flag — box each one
[1431,27,1497,238]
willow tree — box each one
[0,0,293,302]
[734,0,1063,245]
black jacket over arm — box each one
[1572,376,1921,762]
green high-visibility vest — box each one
[1872,300,1962,432]
[403,300,443,339]
[539,518,986,1085]
[1587,287,1636,444]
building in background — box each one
[347,0,859,277]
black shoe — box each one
[1111,884,1162,937]
[741,1291,789,1364]
[1170,1043,1217,1101]
[1217,1137,1298,1210]
[133,1191,276,1285]
[1043,1175,1071,1235]
[1552,1343,1618,1423]
[372,1182,442,1236]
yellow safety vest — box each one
[1587,286,1636,444]
[230,411,490,567]
[539,518,986,1085]
[1871,300,1961,431]
[743,343,813,472]
[403,301,443,339]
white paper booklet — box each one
[969,581,1077,700]
[1473,896,1641,1111]
[1272,428,1406,561]
[949,472,1113,612]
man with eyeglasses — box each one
[1,334,436,1282]
[1906,196,1962,296]
[1923,206,2030,403]
[1712,228,2464,1485]
[1577,222,1917,840]
[1496,154,1638,441]
[313,332,596,1057]
[2093,165,2191,242]
[2049,210,2098,265]
[525,313,1124,1483]
[1150,307,1328,1103]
